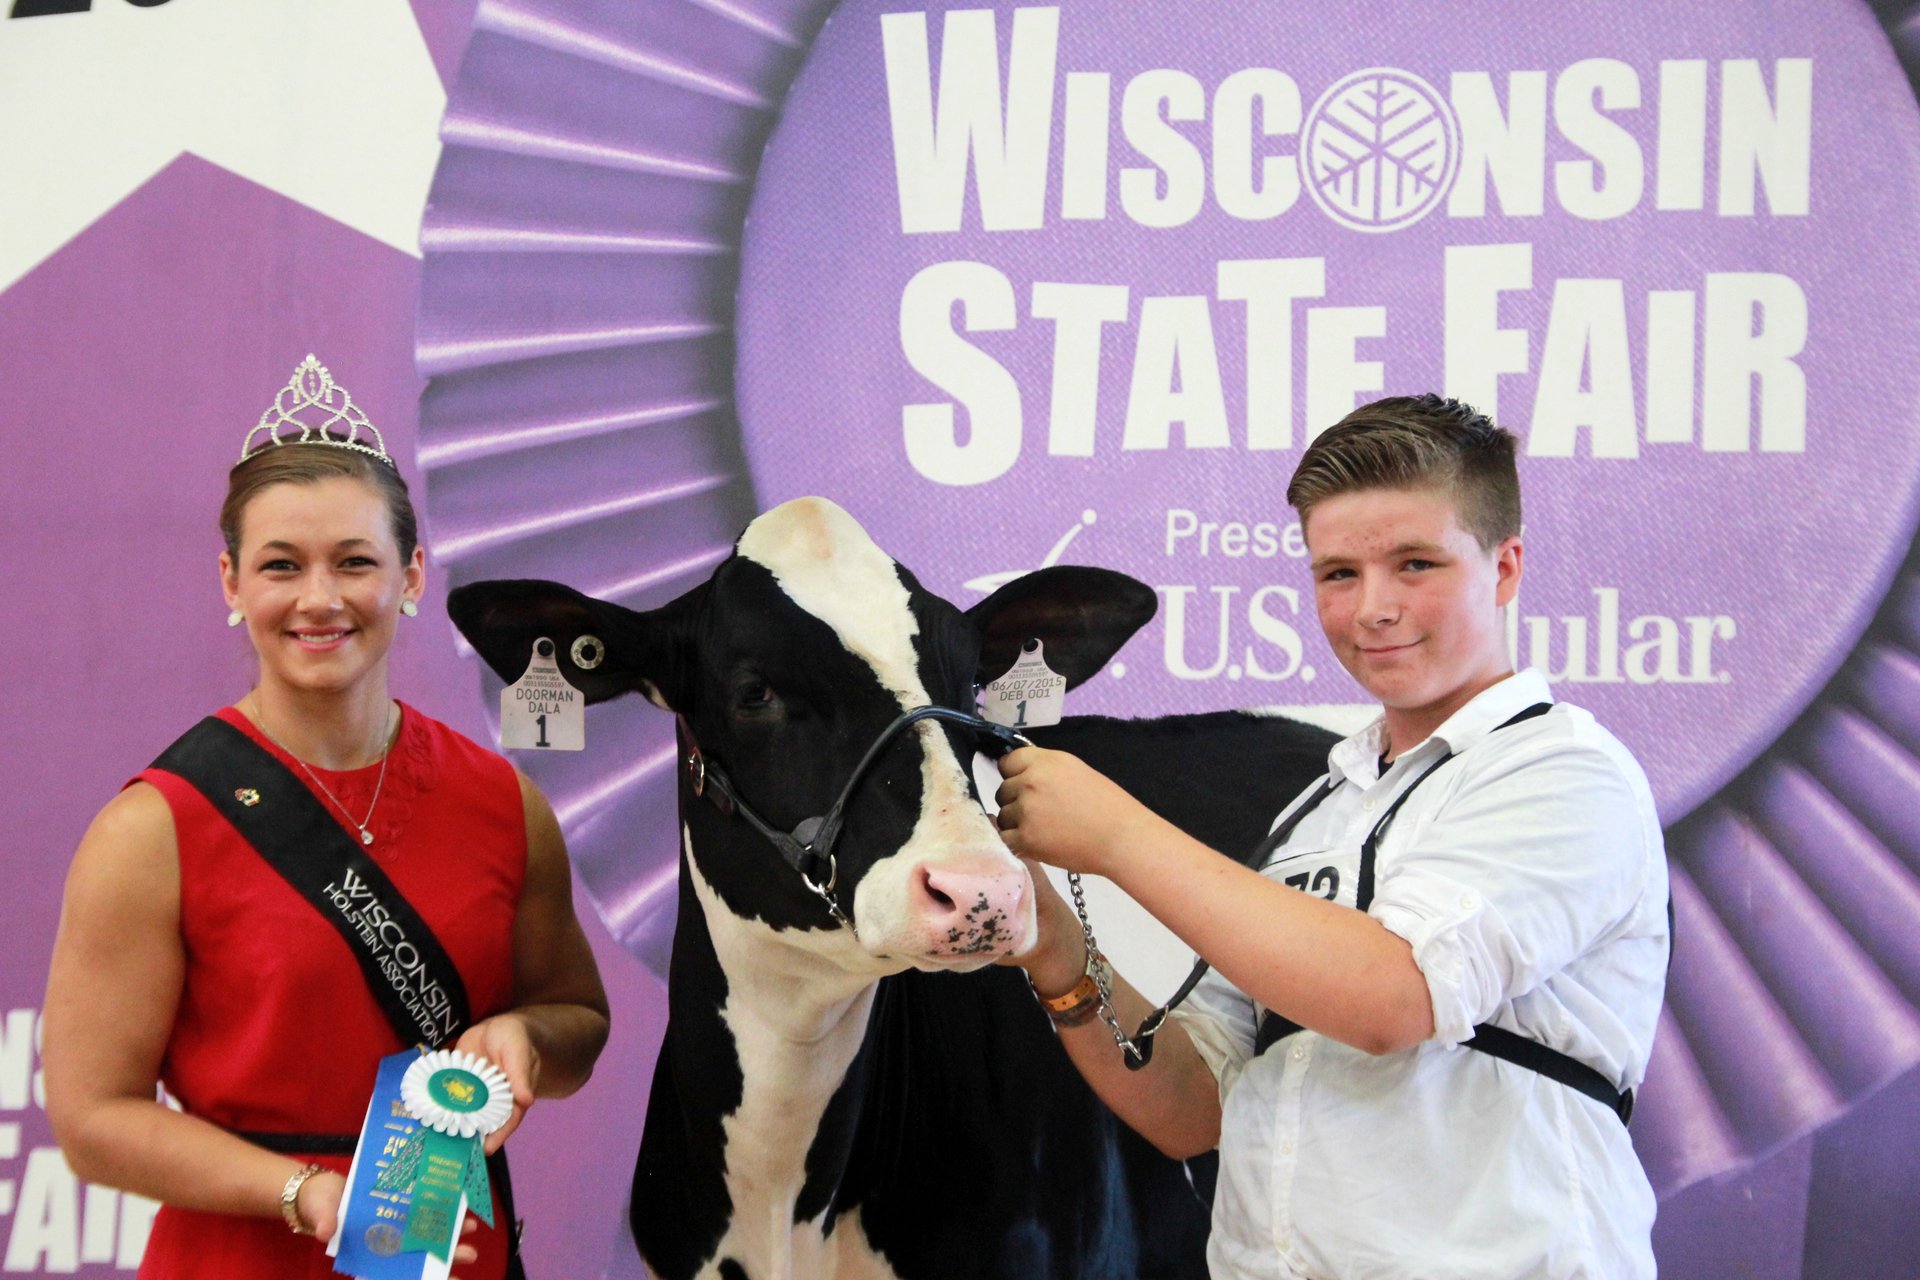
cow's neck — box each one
[680,831,895,1279]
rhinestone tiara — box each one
[238,354,393,467]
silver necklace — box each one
[249,696,397,846]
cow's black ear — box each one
[965,566,1157,690]
[447,579,693,708]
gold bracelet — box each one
[280,1163,324,1236]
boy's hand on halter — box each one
[993,746,1166,880]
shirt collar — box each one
[1325,669,1554,785]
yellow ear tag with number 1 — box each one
[500,636,586,751]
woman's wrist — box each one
[290,1167,343,1236]
[1023,928,1091,1000]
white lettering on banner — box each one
[1217,256,1325,450]
[1214,68,1303,221]
[1553,59,1645,221]
[901,249,1809,482]
[1701,273,1808,452]
[901,261,1023,485]
[0,1013,35,1112]
[1,1146,156,1271]
[1122,296,1230,451]
[1443,243,1533,424]
[1440,247,1808,456]
[1447,71,1548,218]
[1164,509,1307,560]
[1720,59,1813,217]
[881,9,1820,483]
[1120,70,1208,228]
[1530,279,1639,458]
[1158,584,1313,684]
[1657,60,1709,211]
[882,7,1058,233]
[1142,576,1734,687]
[0,1009,156,1269]
[1509,589,1736,684]
[881,8,1811,231]
[1032,282,1128,456]
[1304,305,1387,438]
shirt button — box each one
[1460,892,1479,910]
[1290,1046,1306,1062]
[1280,1140,1295,1156]
[1276,1237,1291,1252]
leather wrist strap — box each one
[281,1163,324,1235]
[1034,946,1103,1020]
[1041,971,1101,1016]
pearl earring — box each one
[400,599,419,618]
[228,609,244,627]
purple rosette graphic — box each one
[418,1,1920,1273]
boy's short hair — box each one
[1286,393,1521,551]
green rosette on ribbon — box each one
[374,1050,513,1261]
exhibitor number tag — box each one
[500,637,585,751]
[981,639,1066,730]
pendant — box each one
[360,830,375,846]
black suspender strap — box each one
[152,716,470,1048]
[1239,777,1343,873]
[1464,1023,1634,1124]
[1252,702,1638,1125]
[1119,778,1342,1069]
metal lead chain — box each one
[1067,871,1144,1065]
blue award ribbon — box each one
[334,1050,443,1280]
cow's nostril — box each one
[921,869,956,910]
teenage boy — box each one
[995,394,1668,1280]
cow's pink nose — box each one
[915,861,1029,955]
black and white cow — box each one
[450,497,1335,1280]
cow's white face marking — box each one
[737,498,1035,963]
[687,831,904,1280]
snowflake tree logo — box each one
[1301,68,1459,233]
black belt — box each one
[1252,702,1636,1126]
[234,1130,360,1156]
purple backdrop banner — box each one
[5,1,1920,1276]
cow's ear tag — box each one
[500,636,586,751]
[981,638,1066,730]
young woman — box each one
[42,358,610,1278]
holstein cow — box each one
[450,498,1336,1280]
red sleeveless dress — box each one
[134,704,525,1278]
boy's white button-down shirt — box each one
[1174,670,1669,1280]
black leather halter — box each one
[677,705,1028,927]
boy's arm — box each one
[1019,873,1226,1159]
[1000,746,1436,1057]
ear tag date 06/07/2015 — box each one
[981,638,1066,731]
[499,636,592,751]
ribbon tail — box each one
[464,1139,495,1227]
[401,1129,473,1260]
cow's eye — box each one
[735,679,778,712]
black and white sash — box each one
[152,715,526,1271]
